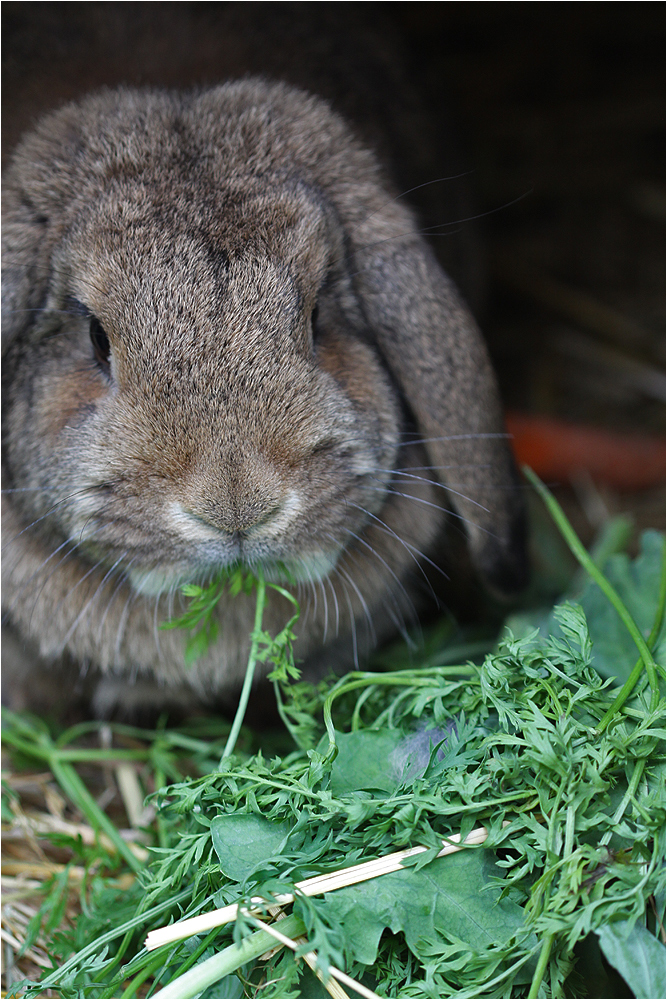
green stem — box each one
[0,730,53,761]
[273,680,308,750]
[528,932,555,999]
[351,684,377,731]
[50,757,144,873]
[597,547,666,729]
[152,912,305,999]
[600,757,646,847]
[145,926,222,997]
[52,748,150,762]
[35,888,190,990]
[220,566,266,762]
[524,467,660,708]
[119,950,171,999]
[322,668,476,750]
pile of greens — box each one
[3,479,665,999]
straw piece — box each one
[2,860,87,881]
[251,915,380,1000]
[300,947,351,1000]
[3,812,150,862]
[115,763,146,828]
[145,825,490,951]
[0,927,51,969]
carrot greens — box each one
[3,480,664,999]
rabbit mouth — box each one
[125,551,340,596]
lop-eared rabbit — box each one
[2,8,527,716]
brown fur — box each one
[2,79,526,714]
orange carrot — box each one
[505,411,666,491]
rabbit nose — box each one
[177,455,292,536]
[181,497,284,536]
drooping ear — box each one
[1,193,53,352]
[2,98,89,354]
[355,234,528,593]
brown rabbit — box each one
[2,70,526,715]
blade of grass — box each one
[523,466,660,709]
[220,566,266,762]
[2,712,146,873]
[49,757,144,873]
[119,949,174,999]
[151,912,305,999]
[31,888,190,991]
[249,914,382,1000]
[527,932,555,1000]
[597,542,666,730]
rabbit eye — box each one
[90,316,111,371]
[311,304,320,335]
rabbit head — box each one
[2,81,526,706]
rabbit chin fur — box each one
[2,79,527,713]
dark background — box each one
[3,2,665,541]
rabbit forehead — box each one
[62,179,334,320]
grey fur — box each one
[2,80,526,712]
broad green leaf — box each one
[211,813,291,882]
[507,530,665,683]
[577,530,665,682]
[315,848,528,967]
[597,919,666,1000]
[329,729,404,795]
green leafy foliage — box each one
[597,918,667,999]
[317,849,531,969]
[4,503,665,998]
[579,530,666,682]
[160,565,257,665]
[211,814,291,882]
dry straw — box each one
[145,824,490,951]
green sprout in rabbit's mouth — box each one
[161,562,302,760]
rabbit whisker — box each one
[298,562,319,629]
[325,574,341,638]
[337,525,421,618]
[318,577,329,643]
[1,486,81,493]
[46,546,110,628]
[2,536,74,616]
[62,552,128,645]
[327,547,376,645]
[363,485,498,536]
[153,590,165,662]
[337,536,417,646]
[340,188,532,278]
[345,171,474,239]
[396,432,511,446]
[344,498,449,584]
[115,588,137,671]
[1,487,105,552]
[332,570,359,670]
[96,557,138,643]
[392,463,493,473]
[371,472,494,512]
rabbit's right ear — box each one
[354,230,528,594]
[2,101,87,353]
[1,194,53,352]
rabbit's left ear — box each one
[355,234,528,593]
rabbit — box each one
[2,79,527,716]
